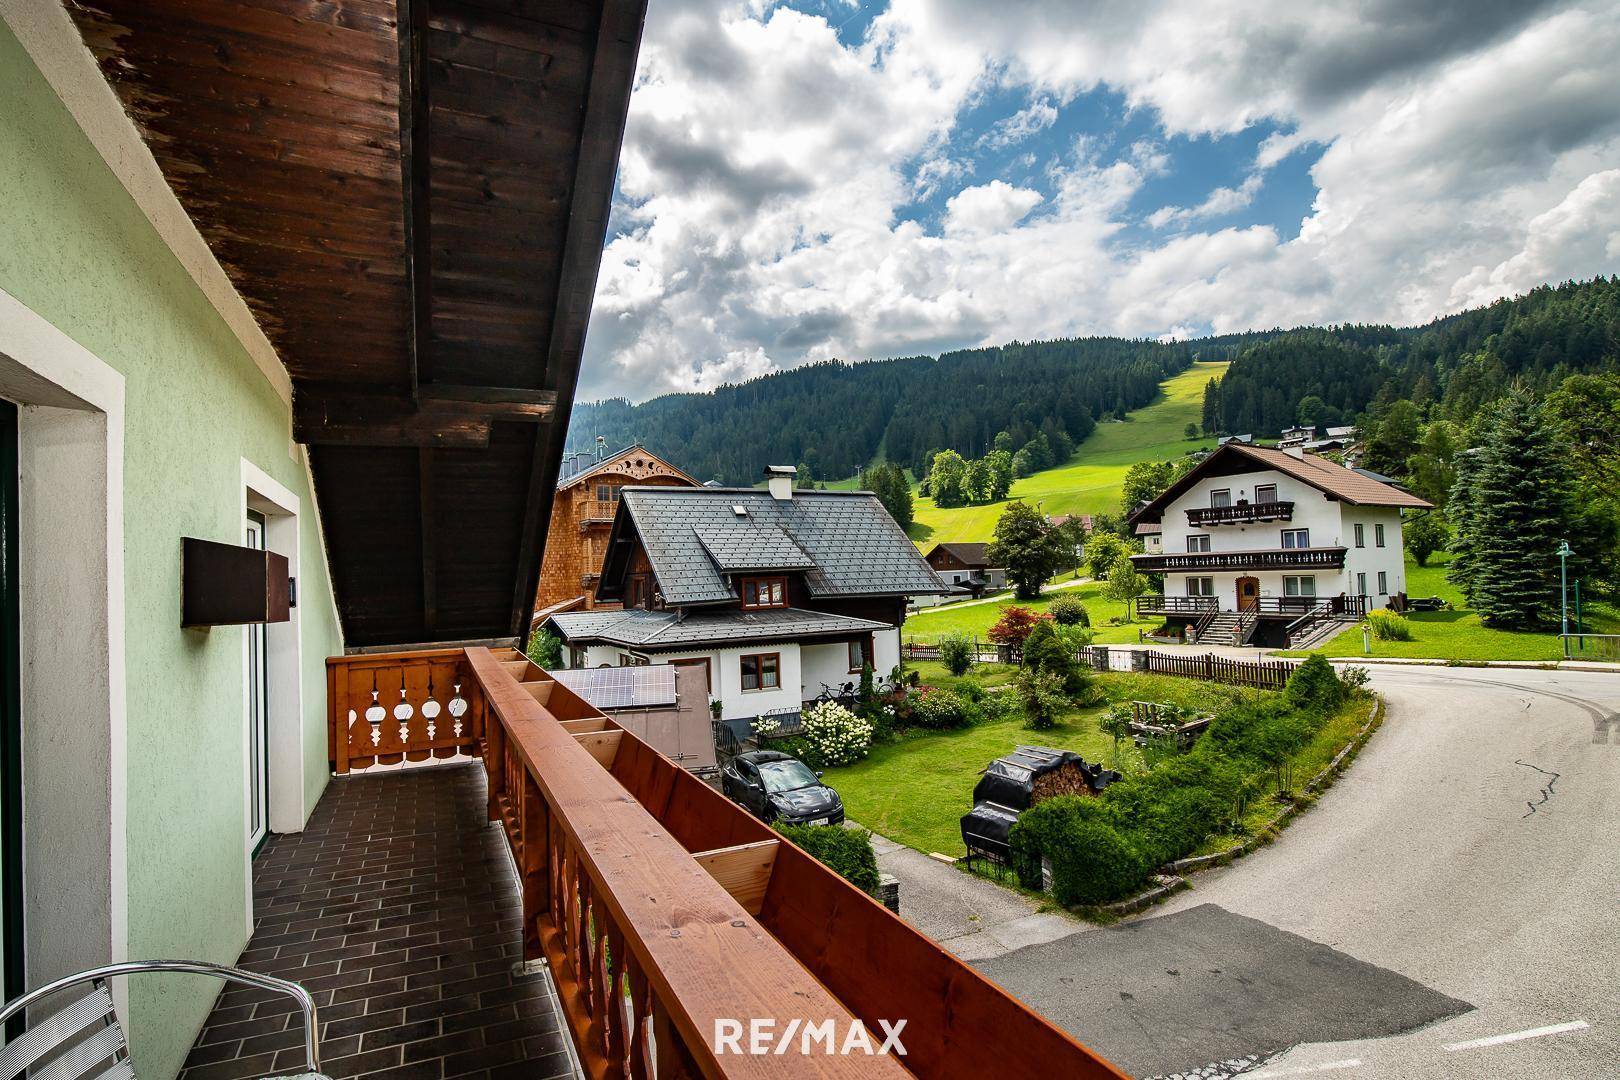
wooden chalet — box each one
[17,2,1125,1076]
[535,443,698,614]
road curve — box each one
[1152,665,1620,1077]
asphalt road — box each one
[975,665,1620,1078]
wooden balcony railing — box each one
[456,646,1124,1079]
[1130,546,1347,573]
[326,647,495,772]
[1184,500,1294,526]
[1134,595,1219,619]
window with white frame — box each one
[1186,577,1215,596]
[1354,523,1365,548]
[1255,484,1277,503]
[1210,489,1232,508]
[1284,576,1316,597]
[1281,528,1310,549]
[1378,570,1388,594]
[1187,534,1211,552]
[1375,523,1386,547]
[1356,572,1367,595]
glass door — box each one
[245,510,269,855]
[1,399,23,1013]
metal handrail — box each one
[0,960,320,1074]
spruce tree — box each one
[1450,390,1573,629]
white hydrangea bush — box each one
[800,700,873,766]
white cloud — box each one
[944,180,1043,234]
[980,97,1059,149]
[578,0,1620,400]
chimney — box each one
[765,464,795,501]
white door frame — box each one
[0,285,128,1010]
[239,459,304,929]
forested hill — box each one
[568,338,1198,484]
[1209,277,1620,434]
[569,277,1620,486]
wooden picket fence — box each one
[902,639,1009,664]
[1143,649,1297,691]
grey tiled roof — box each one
[694,524,815,571]
[619,488,950,606]
[547,607,891,650]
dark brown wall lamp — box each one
[181,537,292,628]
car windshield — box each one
[756,760,820,793]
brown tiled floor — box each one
[179,764,577,1080]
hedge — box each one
[1009,796,1147,906]
[779,824,881,896]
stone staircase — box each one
[1194,610,1257,646]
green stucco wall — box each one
[0,22,344,1077]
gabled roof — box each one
[1129,442,1433,525]
[695,525,816,571]
[601,488,950,606]
[558,443,699,491]
[548,606,891,650]
[926,542,994,567]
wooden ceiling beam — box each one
[400,0,433,401]
[293,384,553,448]
[508,0,649,640]
[418,384,558,418]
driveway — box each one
[866,830,1083,961]
[968,665,1620,1078]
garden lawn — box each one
[823,671,1251,858]
[904,578,1150,644]
[1284,551,1620,662]
[909,361,1227,546]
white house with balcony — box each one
[1127,442,1432,647]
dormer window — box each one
[740,576,787,609]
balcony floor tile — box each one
[180,764,577,1080]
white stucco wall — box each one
[568,629,902,719]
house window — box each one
[1210,489,1232,508]
[1187,577,1215,597]
[1281,528,1310,549]
[1255,484,1277,504]
[1284,576,1317,597]
[595,484,620,503]
[1186,534,1211,553]
[1354,523,1365,548]
[1378,571,1389,594]
[741,576,788,609]
[1356,572,1368,596]
[569,646,586,669]
[740,653,780,692]
[848,636,873,673]
[619,653,648,667]
[1375,523,1386,547]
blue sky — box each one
[580,0,1620,400]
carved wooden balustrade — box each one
[459,646,1128,1080]
[326,647,496,773]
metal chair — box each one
[0,960,323,1079]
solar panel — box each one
[549,665,678,710]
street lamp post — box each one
[1555,540,1574,637]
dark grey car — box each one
[720,750,844,826]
